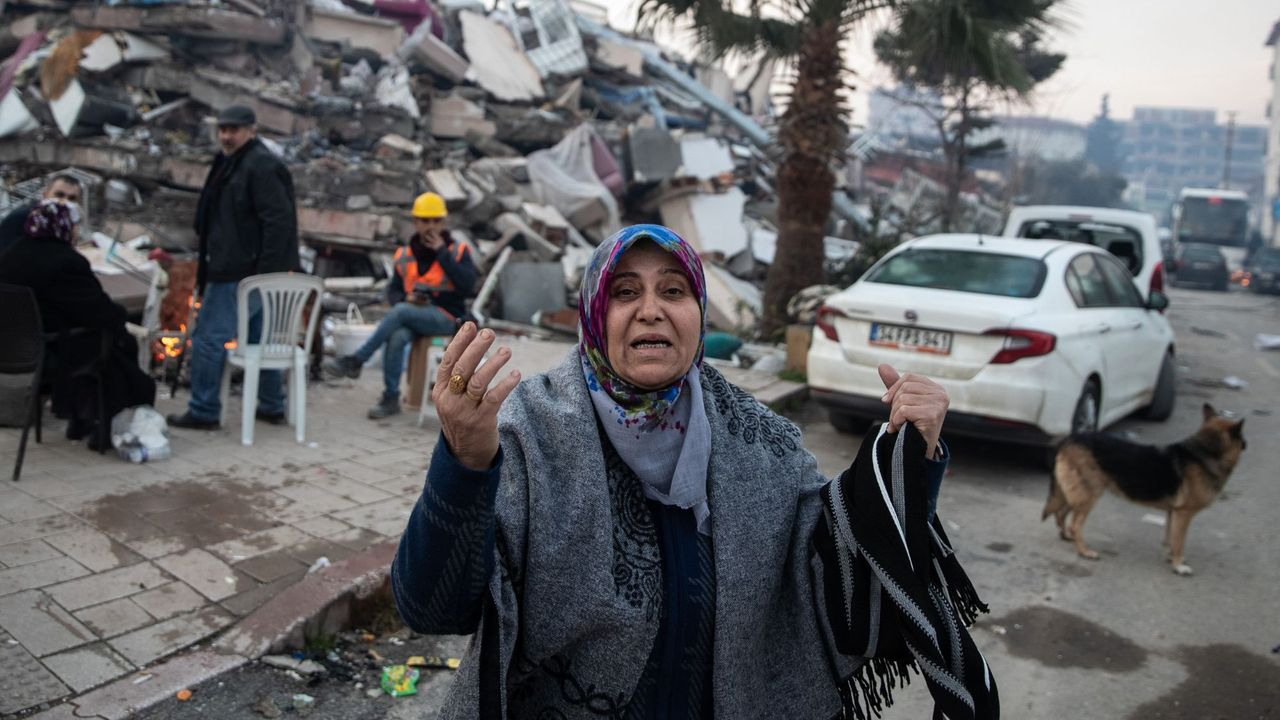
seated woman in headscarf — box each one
[391,225,998,719]
[0,200,155,448]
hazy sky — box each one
[600,0,1278,128]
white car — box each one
[807,234,1177,446]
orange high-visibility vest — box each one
[393,242,468,297]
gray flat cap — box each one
[216,104,256,126]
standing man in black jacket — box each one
[169,105,300,430]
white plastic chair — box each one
[219,273,323,446]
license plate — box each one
[869,323,953,355]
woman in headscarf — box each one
[392,225,997,719]
[0,200,155,449]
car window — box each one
[1066,254,1115,308]
[1016,219,1145,276]
[865,249,1047,298]
[1096,255,1145,308]
[1180,245,1222,261]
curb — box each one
[30,540,399,720]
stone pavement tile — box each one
[63,502,167,543]
[219,569,305,617]
[3,471,89,501]
[328,527,387,552]
[370,471,425,496]
[0,539,63,568]
[0,488,64,522]
[129,581,206,622]
[196,498,282,535]
[43,642,135,693]
[0,590,95,656]
[206,525,310,563]
[154,548,246,602]
[233,550,308,584]
[324,459,394,484]
[0,630,71,715]
[269,483,359,520]
[329,495,416,531]
[353,447,429,470]
[108,604,234,667]
[305,472,396,504]
[142,508,241,545]
[46,562,170,611]
[0,514,89,546]
[119,533,199,560]
[286,537,355,566]
[43,527,143,573]
[0,557,90,597]
[291,516,351,537]
[74,598,153,639]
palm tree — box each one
[874,0,1064,230]
[638,0,890,338]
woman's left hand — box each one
[878,364,949,458]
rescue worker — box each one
[324,192,477,419]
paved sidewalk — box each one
[0,337,801,716]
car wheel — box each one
[1070,380,1100,436]
[1140,352,1176,421]
[828,409,871,435]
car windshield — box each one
[1252,248,1280,265]
[866,249,1046,298]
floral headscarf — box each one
[578,224,713,534]
[578,224,707,430]
[23,199,77,244]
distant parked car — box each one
[808,234,1176,447]
[1242,247,1280,294]
[1004,205,1166,302]
[1172,243,1229,291]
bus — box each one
[1171,188,1251,272]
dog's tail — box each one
[1042,445,1066,521]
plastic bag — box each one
[380,665,419,697]
[111,406,171,463]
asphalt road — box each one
[137,285,1280,720]
[796,284,1279,720]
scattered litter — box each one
[307,557,331,574]
[225,576,236,584]
[361,632,376,643]
[284,669,305,682]
[407,655,462,669]
[307,442,320,449]
[1222,376,1248,390]
[368,648,386,663]
[366,688,384,698]
[1140,514,1166,527]
[388,637,405,646]
[1190,326,1227,338]
[176,689,193,701]
[1253,409,1272,417]
[291,694,315,716]
[989,625,1007,635]
[1254,334,1280,350]
[380,665,420,697]
[132,674,154,685]
[262,654,326,675]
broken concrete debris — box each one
[1,0,860,342]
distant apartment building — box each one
[971,115,1086,162]
[1119,106,1266,223]
[866,85,943,145]
[1265,20,1280,243]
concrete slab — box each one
[154,549,243,603]
[0,538,63,568]
[108,606,234,668]
[46,562,170,612]
[459,10,544,102]
[44,527,144,573]
[0,590,96,657]
[74,598,154,639]
[129,582,206,623]
[0,630,69,715]
[43,643,135,693]
[0,556,91,597]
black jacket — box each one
[0,201,34,257]
[388,231,478,321]
[195,138,299,289]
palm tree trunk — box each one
[761,21,844,339]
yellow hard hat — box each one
[411,192,447,219]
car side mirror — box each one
[1146,290,1170,311]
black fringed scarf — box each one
[815,423,999,720]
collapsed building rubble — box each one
[1,0,866,354]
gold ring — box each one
[465,387,484,402]
[448,373,467,394]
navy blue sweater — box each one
[392,435,948,719]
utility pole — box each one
[1222,111,1237,189]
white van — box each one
[1003,206,1166,300]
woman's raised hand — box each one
[432,323,522,470]
[878,364,949,459]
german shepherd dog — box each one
[1043,403,1246,576]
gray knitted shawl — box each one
[437,352,860,719]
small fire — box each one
[224,339,237,350]
[160,336,183,358]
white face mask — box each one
[63,201,82,225]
